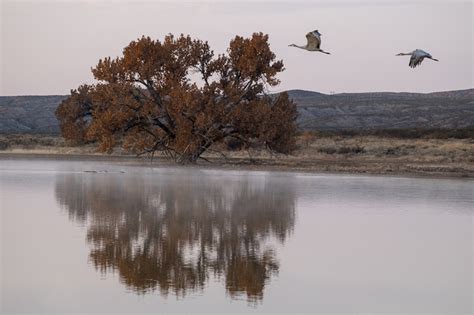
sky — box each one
[1,0,472,95]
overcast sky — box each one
[1,0,472,95]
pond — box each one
[1,158,472,313]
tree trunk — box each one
[175,140,213,164]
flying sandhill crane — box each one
[396,49,439,68]
[289,30,331,54]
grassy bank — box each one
[1,132,473,177]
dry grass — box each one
[1,133,473,177]
[0,134,65,149]
[293,135,474,163]
[203,134,474,176]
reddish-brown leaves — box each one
[55,33,297,162]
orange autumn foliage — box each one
[56,33,297,163]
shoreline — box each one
[1,149,472,179]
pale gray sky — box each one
[1,0,472,95]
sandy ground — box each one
[1,135,473,178]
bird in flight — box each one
[396,49,439,68]
[289,30,331,54]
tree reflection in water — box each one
[55,171,295,303]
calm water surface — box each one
[1,158,472,314]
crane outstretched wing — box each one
[305,31,321,50]
[409,52,424,68]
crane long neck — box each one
[290,44,306,49]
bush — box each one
[318,146,337,154]
[337,145,365,154]
[318,145,365,155]
[0,141,9,150]
[299,131,315,148]
[226,138,245,151]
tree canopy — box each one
[56,33,297,163]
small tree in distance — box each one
[56,33,297,163]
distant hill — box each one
[0,89,473,134]
[0,95,67,134]
[288,89,474,130]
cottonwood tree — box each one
[56,33,297,163]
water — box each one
[1,158,472,314]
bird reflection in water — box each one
[55,171,295,303]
